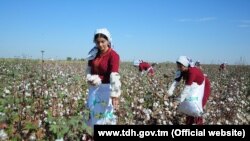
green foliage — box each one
[24,121,39,131]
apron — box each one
[86,84,117,128]
[178,80,205,117]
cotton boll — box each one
[138,98,144,104]
[216,122,221,125]
[227,97,234,102]
[28,132,36,141]
[159,111,163,114]
[164,101,169,106]
[162,120,167,125]
[0,130,8,140]
[153,102,159,108]
[4,88,10,94]
[55,138,64,141]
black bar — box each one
[94,125,249,140]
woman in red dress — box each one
[167,56,211,125]
[85,28,121,129]
[134,60,155,76]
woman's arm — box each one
[167,70,182,96]
[109,52,121,109]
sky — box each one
[0,0,250,65]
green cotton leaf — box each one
[49,118,68,138]
[12,135,22,141]
[57,131,65,139]
[47,110,53,118]
[25,97,33,104]
[81,121,93,135]
[58,91,65,99]
[0,105,5,112]
[68,118,77,126]
[83,109,90,116]
[57,77,65,85]
[10,112,19,123]
[49,124,60,134]
[0,116,6,122]
[0,97,10,106]
[73,75,81,82]
[60,126,69,137]
[0,98,5,105]
[24,121,39,131]
[68,116,82,126]
[47,79,53,87]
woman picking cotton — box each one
[167,56,211,125]
[85,28,121,129]
[133,60,155,77]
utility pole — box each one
[41,50,44,61]
[40,50,45,116]
[41,50,45,76]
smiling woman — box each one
[85,28,121,134]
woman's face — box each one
[177,63,188,72]
[95,37,110,52]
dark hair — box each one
[176,62,182,66]
[93,33,109,42]
[177,61,190,67]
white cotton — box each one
[4,88,10,94]
[55,138,64,141]
[110,72,121,97]
[0,130,8,140]
[86,74,92,81]
[87,75,102,86]
[140,71,145,76]
[92,75,102,86]
[139,98,144,104]
[29,133,36,141]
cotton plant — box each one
[0,59,250,140]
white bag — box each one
[177,80,205,117]
[86,84,117,128]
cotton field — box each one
[0,59,249,140]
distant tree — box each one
[66,57,72,61]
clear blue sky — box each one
[0,0,250,64]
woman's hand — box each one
[86,75,101,86]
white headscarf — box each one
[86,28,112,60]
[94,28,112,44]
[133,60,143,66]
[176,56,194,67]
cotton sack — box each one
[177,80,205,117]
